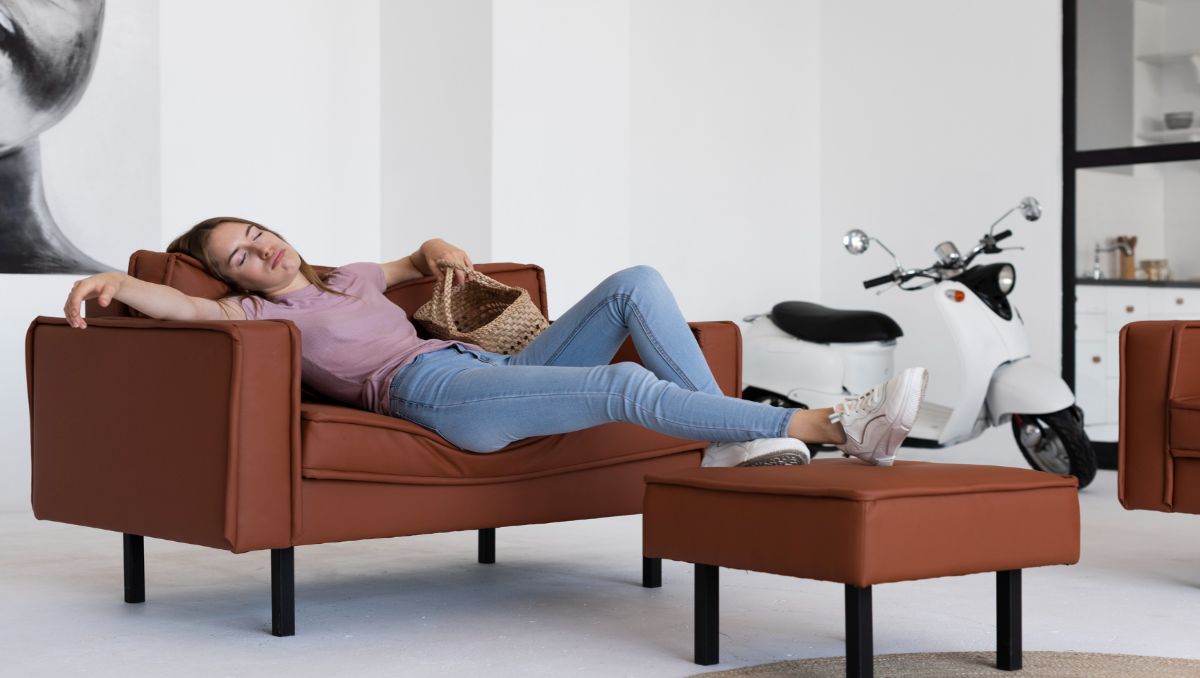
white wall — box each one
[159,0,381,262]
[8,0,1066,512]
[1163,162,1200,279]
[631,0,822,323]
[380,0,492,264]
[819,0,1063,408]
[491,0,632,316]
[491,0,821,321]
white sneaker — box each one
[832,367,928,466]
[701,437,811,468]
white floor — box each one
[3,429,1198,678]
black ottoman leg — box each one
[123,534,144,604]
[997,569,1022,670]
[695,563,719,665]
[643,557,662,588]
[845,584,873,678]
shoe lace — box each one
[828,387,881,423]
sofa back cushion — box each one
[87,250,548,323]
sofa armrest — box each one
[26,316,302,553]
[1119,320,1200,513]
[611,321,742,398]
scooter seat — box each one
[769,301,903,344]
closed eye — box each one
[237,231,263,266]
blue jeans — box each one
[388,265,796,452]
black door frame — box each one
[1061,0,1200,468]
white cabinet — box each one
[1103,287,1149,331]
[1149,289,1200,319]
[1075,282,1200,441]
[1074,339,1107,432]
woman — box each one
[63,217,927,467]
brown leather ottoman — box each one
[642,459,1080,678]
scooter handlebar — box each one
[994,229,1013,242]
[862,273,896,289]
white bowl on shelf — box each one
[1164,112,1194,130]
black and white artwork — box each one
[0,0,113,273]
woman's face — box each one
[0,0,105,154]
[207,221,301,295]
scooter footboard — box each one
[986,359,1075,423]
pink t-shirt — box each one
[237,262,482,415]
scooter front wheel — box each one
[1011,408,1097,489]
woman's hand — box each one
[417,239,474,285]
[64,272,127,329]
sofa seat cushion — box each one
[300,403,701,485]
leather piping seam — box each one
[300,445,701,486]
[224,328,242,551]
[1165,325,1182,508]
[642,480,1077,501]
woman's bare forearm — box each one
[113,275,199,321]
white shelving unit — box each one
[1135,47,1200,142]
[1135,51,1200,67]
[1137,128,1200,142]
[1131,1,1200,145]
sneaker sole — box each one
[736,450,811,467]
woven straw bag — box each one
[413,262,549,354]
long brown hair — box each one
[166,216,355,315]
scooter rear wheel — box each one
[1011,407,1097,489]
[742,388,835,456]
[741,387,807,410]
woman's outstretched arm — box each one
[64,272,244,327]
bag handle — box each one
[435,261,506,290]
[430,261,508,333]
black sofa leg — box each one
[478,528,496,564]
[694,563,719,666]
[845,584,873,678]
[271,547,295,637]
[642,557,662,588]
[123,534,144,604]
[997,569,1022,670]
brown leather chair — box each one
[26,251,742,635]
[1119,320,1200,515]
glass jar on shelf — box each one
[1140,259,1171,281]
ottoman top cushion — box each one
[643,459,1080,586]
[645,459,1078,500]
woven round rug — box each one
[693,651,1200,677]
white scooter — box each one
[742,197,1097,488]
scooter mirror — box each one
[1019,196,1041,222]
[843,229,871,255]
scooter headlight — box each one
[997,264,1016,295]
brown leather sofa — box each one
[1119,320,1200,515]
[26,251,742,636]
